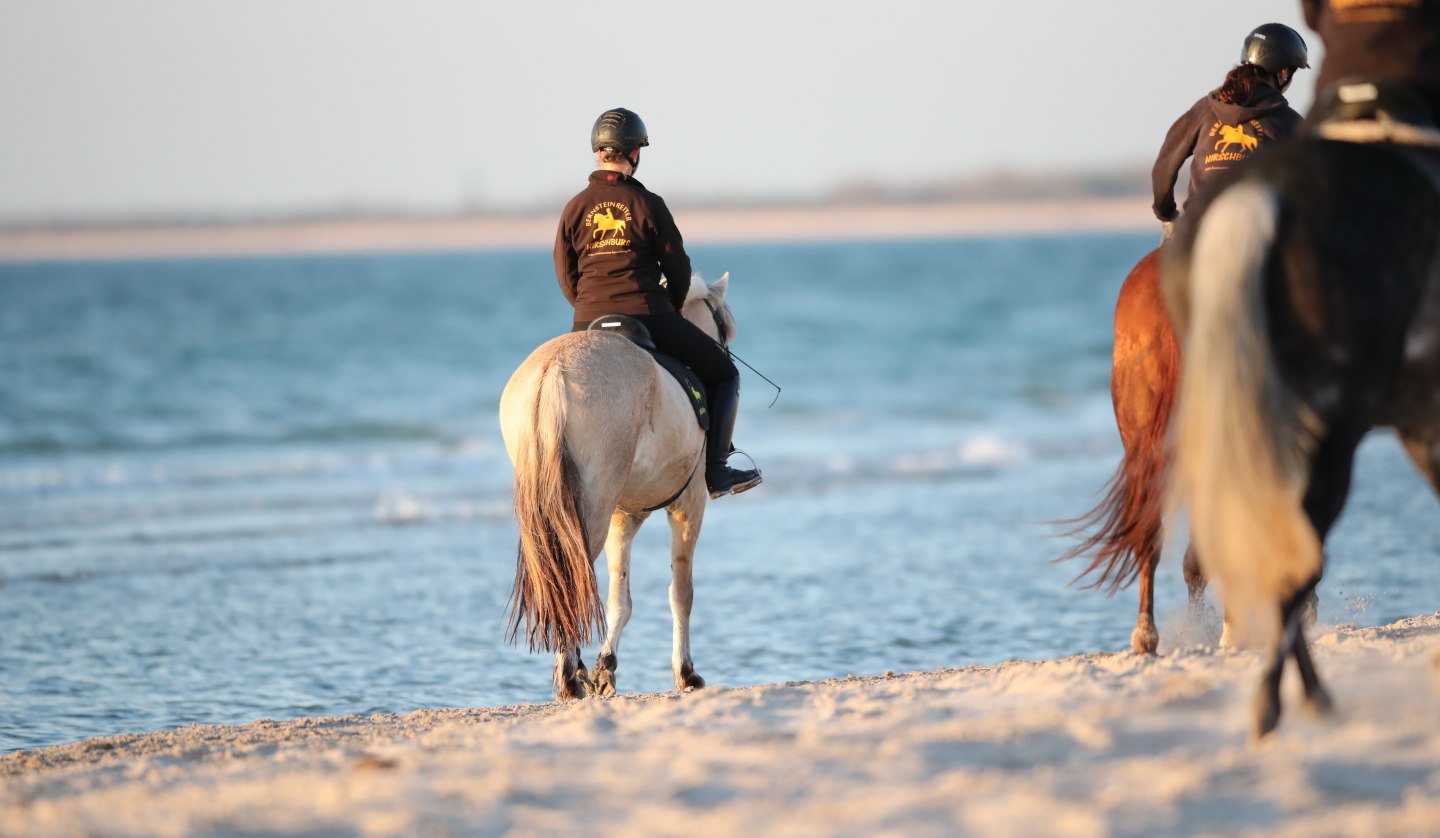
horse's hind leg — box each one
[1133,553,1159,654]
[667,486,707,691]
[1253,432,1359,736]
[1290,605,1333,716]
[553,648,589,701]
[1182,544,1206,610]
[1254,577,1331,737]
[590,509,647,697]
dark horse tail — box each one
[506,359,604,654]
[1058,249,1179,592]
[1166,180,1322,645]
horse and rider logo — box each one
[1214,123,1258,153]
[1203,120,1267,169]
[592,208,627,238]
[586,201,633,244]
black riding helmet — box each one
[591,108,650,154]
[1241,23,1310,73]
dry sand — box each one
[3,614,1438,837]
[0,198,1154,262]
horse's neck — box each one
[680,301,720,345]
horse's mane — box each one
[684,273,738,343]
[683,273,711,304]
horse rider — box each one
[1151,23,1309,241]
[1300,0,1440,126]
[554,107,763,500]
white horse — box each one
[499,273,739,701]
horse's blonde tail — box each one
[506,360,603,653]
[1168,181,1322,644]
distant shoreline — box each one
[0,197,1154,263]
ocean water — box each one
[2,233,1437,753]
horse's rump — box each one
[500,332,707,651]
[1164,139,1440,642]
[1058,247,1178,593]
[583,315,711,432]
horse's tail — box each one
[1057,388,1175,592]
[506,359,603,653]
[1167,180,1322,643]
[1057,250,1175,592]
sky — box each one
[0,0,1319,224]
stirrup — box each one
[706,449,762,499]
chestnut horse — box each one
[1059,247,1206,654]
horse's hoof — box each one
[1131,621,1159,655]
[590,668,617,698]
[1252,688,1282,739]
[555,669,591,702]
[1304,684,1335,717]
[675,662,706,691]
[555,680,588,702]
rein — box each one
[702,297,782,408]
[641,291,778,511]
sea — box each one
[3,231,1437,753]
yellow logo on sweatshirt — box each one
[585,201,634,250]
[1203,120,1267,169]
[1213,124,1258,153]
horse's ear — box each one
[712,271,730,299]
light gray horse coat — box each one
[499,273,738,700]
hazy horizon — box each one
[1,1,1317,225]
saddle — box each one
[586,315,710,431]
[1311,78,1440,148]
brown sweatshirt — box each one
[1151,85,1302,221]
[554,170,692,323]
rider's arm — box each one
[651,196,692,308]
[553,219,580,306]
[1151,100,1203,222]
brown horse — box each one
[1060,247,1206,654]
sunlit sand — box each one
[3,614,1437,835]
[0,198,1153,262]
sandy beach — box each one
[3,614,1438,837]
[0,197,1153,262]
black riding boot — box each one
[705,376,762,499]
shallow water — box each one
[2,234,1436,752]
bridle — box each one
[701,298,730,348]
